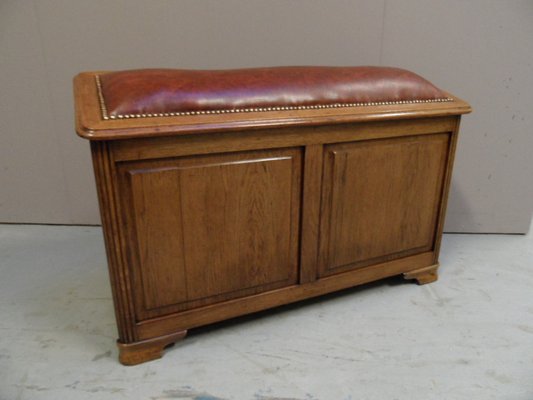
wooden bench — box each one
[74,66,471,365]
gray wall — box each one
[1,0,532,233]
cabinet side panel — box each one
[319,133,449,276]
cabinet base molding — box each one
[117,331,187,366]
[403,264,439,285]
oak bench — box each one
[74,66,471,365]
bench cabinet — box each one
[74,66,471,365]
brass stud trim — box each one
[95,74,453,121]
[94,75,109,120]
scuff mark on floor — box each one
[254,391,319,400]
[23,385,50,391]
[91,349,112,361]
[65,380,80,389]
[285,348,364,363]
[151,388,226,400]
[485,369,513,384]
[86,386,125,393]
[517,324,533,334]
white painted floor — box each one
[0,224,532,400]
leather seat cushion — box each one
[97,66,449,119]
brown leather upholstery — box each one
[97,66,448,119]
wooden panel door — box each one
[117,147,302,320]
[318,133,450,277]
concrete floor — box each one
[0,224,532,400]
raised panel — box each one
[178,155,297,300]
[118,148,302,320]
[318,133,450,277]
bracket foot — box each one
[403,264,439,285]
[117,330,187,366]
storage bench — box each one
[74,66,471,365]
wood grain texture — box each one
[128,168,188,310]
[299,144,323,284]
[117,148,302,320]
[318,133,449,277]
[110,117,457,162]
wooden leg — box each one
[403,264,439,285]
[117,331,187,366]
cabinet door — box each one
[117,148,302,320]
[318,133,449,277]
